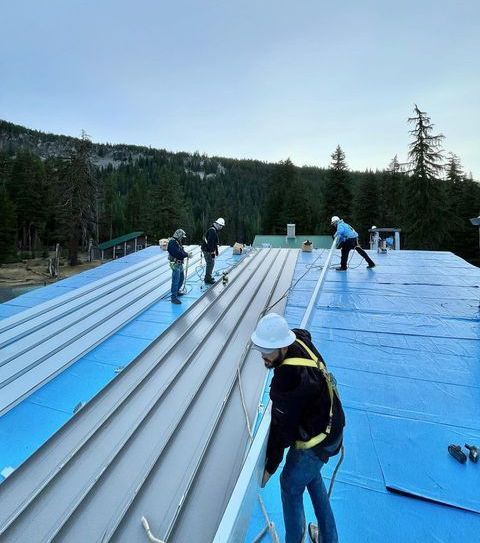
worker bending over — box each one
[201,217,225,284]
[331,216,375,270]
[167,229,191,304]
[251,313,345,543]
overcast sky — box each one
[1,0,479,177]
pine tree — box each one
[445,153,480,261]
[0,183,17,263]
[378,155,405,228]
[41,158,62,249]
[147,167,186,241]
[101,174,126,239]
[58,132,97,265]
[283,175,314,234]
[321,145,352,230]
[9,151,48,255]
[404,105,447,249]
[125,180,149,233]
[263,159,297,234]
[445,153,464,183]
[353,171,379,245]
[445,153,465,229]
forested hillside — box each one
[0,108,479,267]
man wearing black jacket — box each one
[167,229,192,304]
[251,313,345,543]
[200,217,225,284]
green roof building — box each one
[95,231,145,260]
[252,235,331,249]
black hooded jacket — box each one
[265,328,345,474]
[167,238,188,262]
[201,225,220,255]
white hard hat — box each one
[215,217,225,227]
[371,225,377,230]
[331,216,340,225]
[251,313,296,353]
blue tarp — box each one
[369,414,480,513]
[247,249,480,541]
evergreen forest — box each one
[0,105,479,266]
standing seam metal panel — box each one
[0,249,298,543]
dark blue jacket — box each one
[201,225,219,255]
[167,238,188,262]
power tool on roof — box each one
[448,444,467,464]
[465,444,479,463]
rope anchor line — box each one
[141,516,166,543]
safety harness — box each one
[202,226,219,254]
[168,238,186,269]
[280,338,339,450]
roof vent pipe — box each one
[287,224,296,238]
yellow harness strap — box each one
[280,338,336,450]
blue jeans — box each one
[171,264,184,297]
[280,447,338,543]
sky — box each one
[1,0,479,177]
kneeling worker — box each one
[167,229,192,304]
[201,217,225,284]
[251,313,345,543]
[331,216,375,270]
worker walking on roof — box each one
[331,216,375,271]
[251,313,345,543]
[201,217,225,284]
[167,229,192,304]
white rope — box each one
[181,255,189,292]
[251,524,268,543]
[257,494,280,543]
[237,366,253,439]
[300,236,338,329]
[141,517,165,543]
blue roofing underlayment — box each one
[246,249,480,542]
[1,246,480,541]
[0,246,241,483]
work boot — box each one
[308,523,319,543]
[204,278,215,284]
[367,263,376,268]
[335,266,347,271]
[171,297,181,304]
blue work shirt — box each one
[335,220,358,243]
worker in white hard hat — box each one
[167,229,192,304]
[201,217,225,284]
[370,225,380,251]
[251,313,345,543]
[331,216,375,270]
